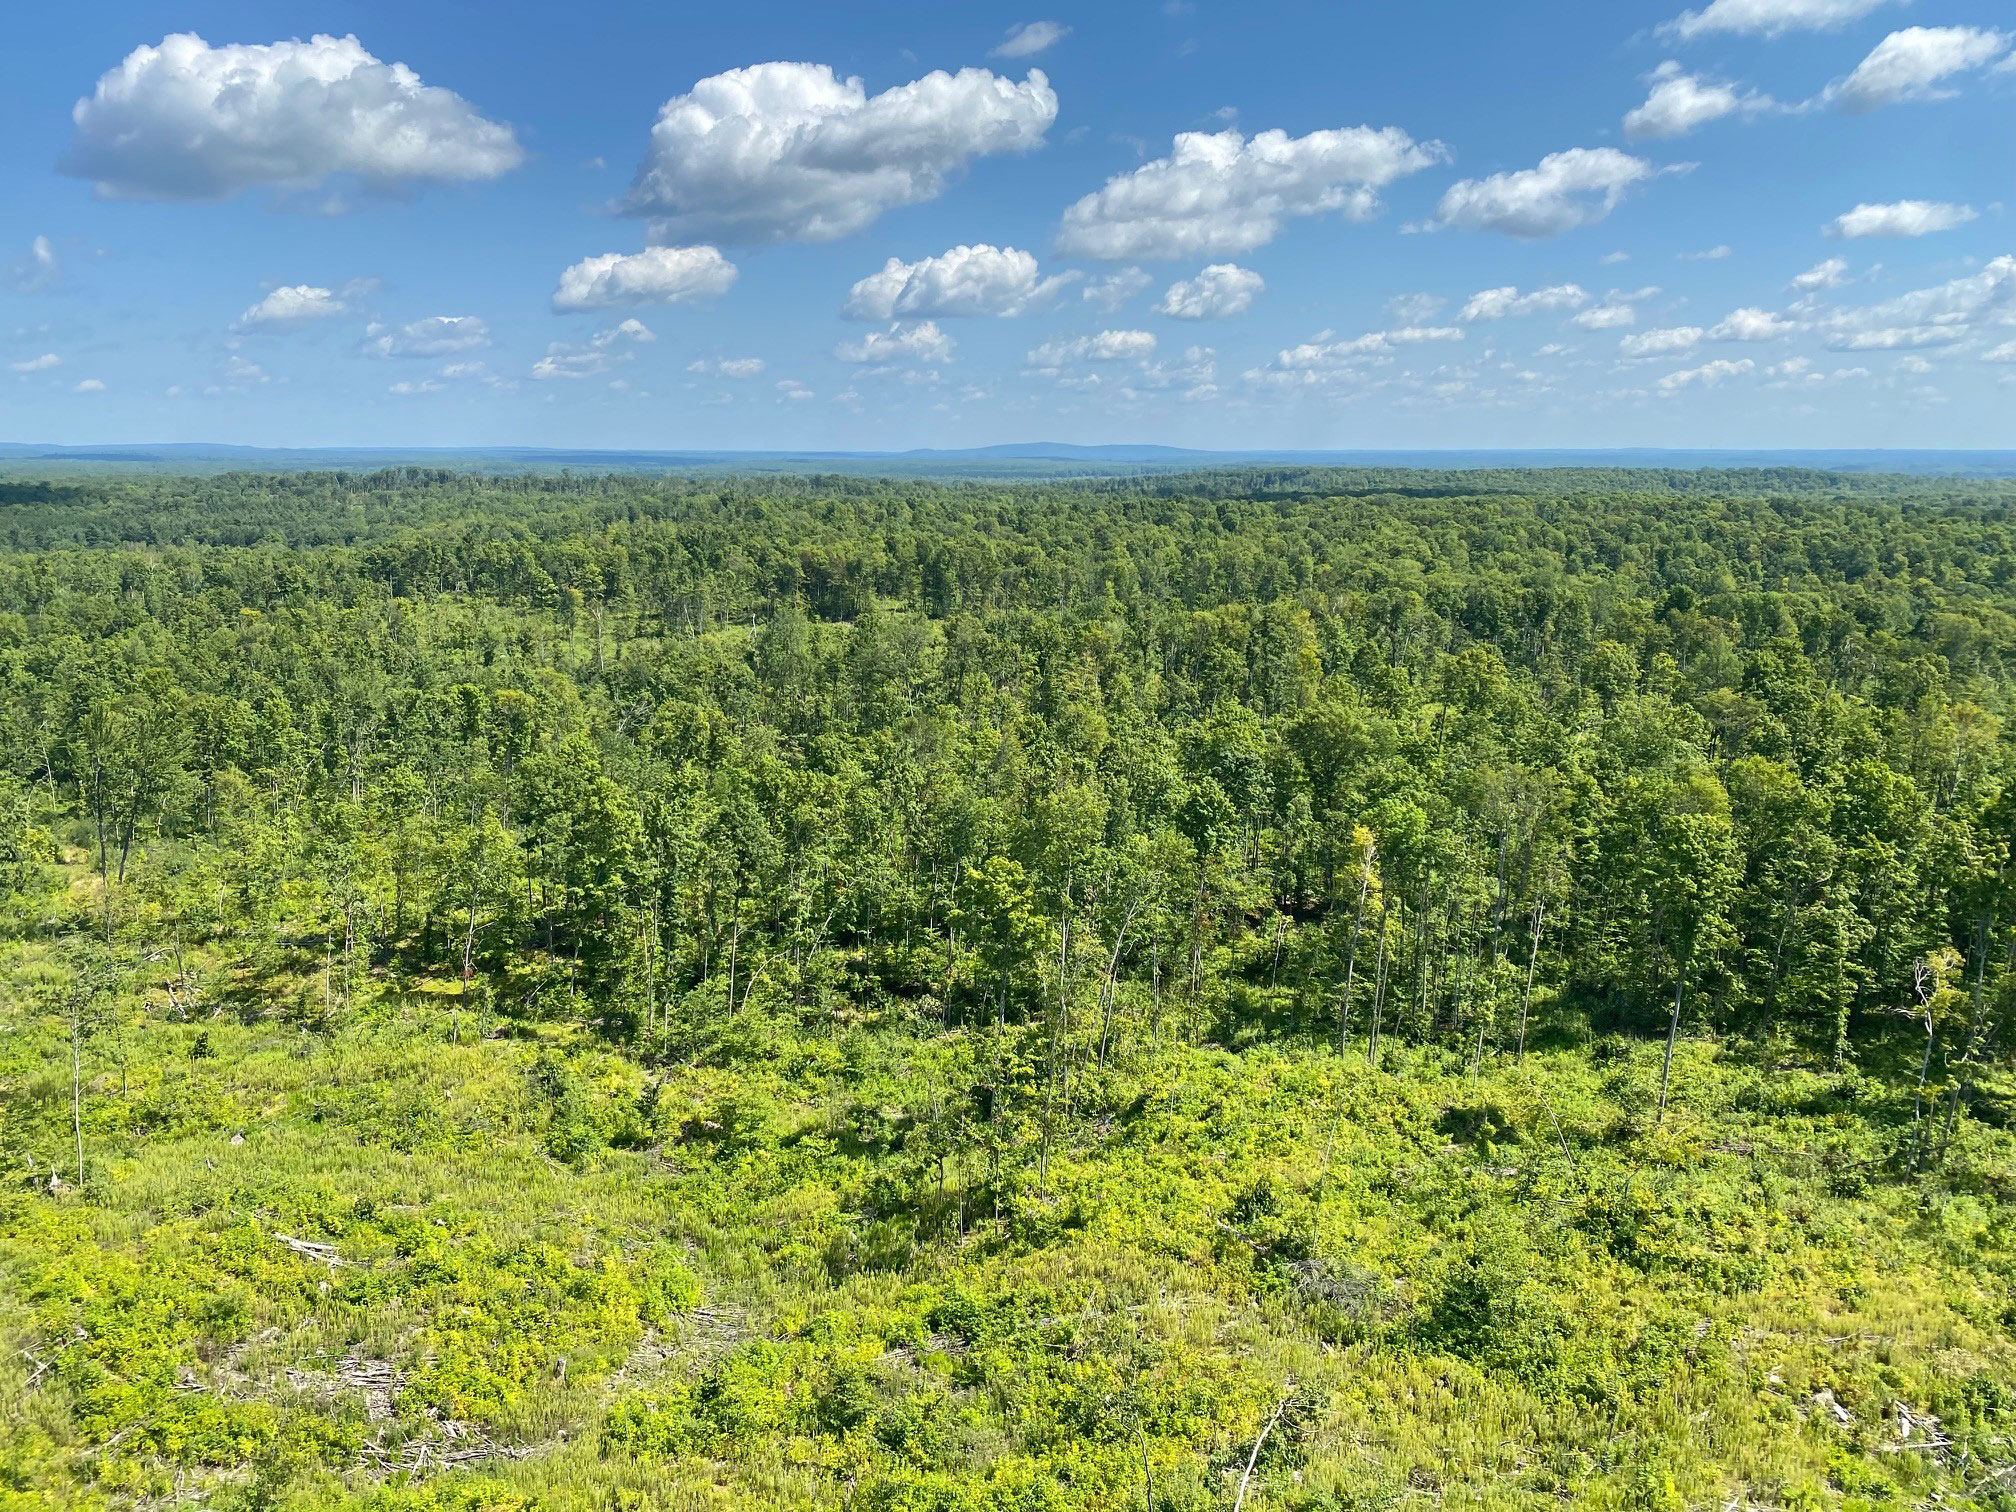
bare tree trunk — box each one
[1338,867,1370,1054]
[72,990,85,1187]
[1233,1392,1294,1512]
[1516,901,1545,1063]
[1657,958,1687,1123]
[1366,894,1394,1067]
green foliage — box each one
[0,466,2012,1508]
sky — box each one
[3,0,2013,452]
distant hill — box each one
[3,440,2015,477]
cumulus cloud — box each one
[1710,306,1800,340]
[835,320,956,363]
[1661,0,1899,42]
[10,235,59,293]
[619,62,1056,244]
[1573,303,1639,330]
[1460,284,1589,321]
[1790,257,1851,291]
[990,21,1071,58]
[1983,340,2016,363]
[1821,255,2015,350]
[74,378,107,393]
[363,315,490,357]
[1435,149,1658,238]
[1156,263,1265,319]
[1658,357,1754,390]
[233,284,349,329]
[1624,63,1773,139]
[1266,326,1464,371]
[1082,267,1152,312]
[776,379,816,401]
[591,318,655,346]
[1057,124,1445,260]
[843,244,1074,319]
[690,357,766,378]
[1621,326,1704,358]
[1826,201,1977,238]
[552,247,738,312]
[1833,27,2011,112]
[530,318,656,381]
[10,353,62,373]
[61,32,522,201]
[1026,329,1159,368]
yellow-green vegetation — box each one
[1,467,2013,1509]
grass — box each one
[1,880,2013,1511]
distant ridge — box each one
[3,441,2015,477]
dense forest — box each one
[2,467,2014,1511]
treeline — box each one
[2,468,2012,1196]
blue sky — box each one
[5,0,2012,450]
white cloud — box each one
[1057,124,1445,259]
[1981,340,2016,362]
[1460,283,1589,321]
[1621,325,1704,358]
[1267,326,1464,370]
[620,62,1056,244]
[74,378,107,393]
[1833,27,2011,112]
[1624,63,1771,139]
[10,235,59,293]
[689,356,767,378]
[1790,256,1851,291]
[1710,306,1800,340]
[1387,292,1447,324]
[1661,0,1899,42]
[990,21,1071,58]
[591,318,655,346]
[1026,329,1159,367]
[531,324,650,380]
[776,379,816,401]
[388,379,444,395]
[553,246,738,312]
[1082,267,1152,312]
[835,321,956,363]
[234,284,349,329]
[10,353,62,373]
[843,244,1074,318]
[1658,357,1754,390]
[1573,303,1638,329]
[1764,357,1869,386]
[1821,257,2016,349]
[363,315,490,358]
[1156,263,1265,319]
[1826,201,1977,238]
[436,361,512,391]
[1679,244,1733,261]
[1832,256,2013,327]
[1435,149,1657,238]
[61,32,521,201]
[1828,325,1968,350]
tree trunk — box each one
[1657,958,1687,1123]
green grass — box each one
[4,892,2012,1512]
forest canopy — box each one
[1,466,2012,1511]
